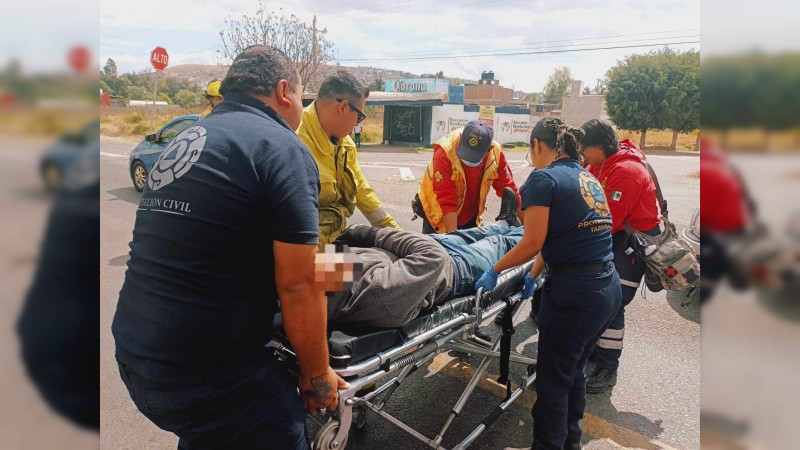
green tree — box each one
[105,76,131,97]
[605,48,699,149]
[542,66,572,107]
[100,79,111,94]
[103,58,118,78]
[702,52,800,148]
[523,93,539,102]
[662,50,700,149]
[604,50,671,148]
[126,85,150,100]
[158,92,173,104]
[174,89,198,107]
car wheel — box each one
[131,161,148,192]
[42,163,61,192]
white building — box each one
[559,81,609,127]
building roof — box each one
[304,91,446,106]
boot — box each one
[586,367,617,394]
[495,187,520,226]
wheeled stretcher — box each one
[272,261,537,450]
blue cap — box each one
[456,120,494,164]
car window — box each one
[159,119,195,143]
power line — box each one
[342,29,699,58]
[336,40,700,63]
[337,34,699,61]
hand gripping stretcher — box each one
[271,261,537,450]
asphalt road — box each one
[99,137,700,450]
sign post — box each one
[149,46,169,132]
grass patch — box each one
[617,129,699,151]
[101,106,203,138]
[0,108,97,138]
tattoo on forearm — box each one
[303,374,333,401]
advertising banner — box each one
[430,105,534,145]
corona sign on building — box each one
[385,78,449,94]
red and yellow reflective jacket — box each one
[418,127,519,233]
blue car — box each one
[128,114,199,192]
[40,120,100,192]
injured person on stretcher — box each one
[317,222,523,329]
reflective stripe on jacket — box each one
[297,101,399,248]
[418,128,502,233]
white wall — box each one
[559,80,609,127]
[430,104,534,145]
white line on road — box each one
[101,152,127,159]
[360,164,417,181]
[399,167,416,181]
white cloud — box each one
[100,0,700,91]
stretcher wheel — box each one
[352,404,367,430]
[313,420,348,450]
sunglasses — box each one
[336,98,366,124]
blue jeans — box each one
[118,356,309,450]
[532,263,621,449]
[429,223,523,297]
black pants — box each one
[421,213,478,234]
[118,357,309,450]
[532,263,620,449]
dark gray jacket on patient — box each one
[327,228,454,328]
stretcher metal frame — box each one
[273,263,537,450]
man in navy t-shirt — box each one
[112,46,344,449]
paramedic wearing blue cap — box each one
[475,118,621,449]
[417,120,521,234]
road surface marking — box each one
[360,164,417,181]
[100,152,127,158]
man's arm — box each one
[605,164,643,233]
[274,241,347,412]
[428,151,459,231]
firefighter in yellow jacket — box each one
[418,120,521,234]
[297,71,400,249]
[199,80,223,119]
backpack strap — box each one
[640,157,669,223]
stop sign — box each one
[150,47,169,71]
[68,45,91,73]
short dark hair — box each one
[317,71,370,103]
[220,45,299,97]
[579,119,619,158]
[530,118,585,161]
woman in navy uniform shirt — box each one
[476,118,621,449]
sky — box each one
[95,0,703,93]
[4,0,800,85]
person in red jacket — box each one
[578,120,662,394]
[699,138,752,302]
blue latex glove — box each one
[523,273,540,299]
[475,268,500,292]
